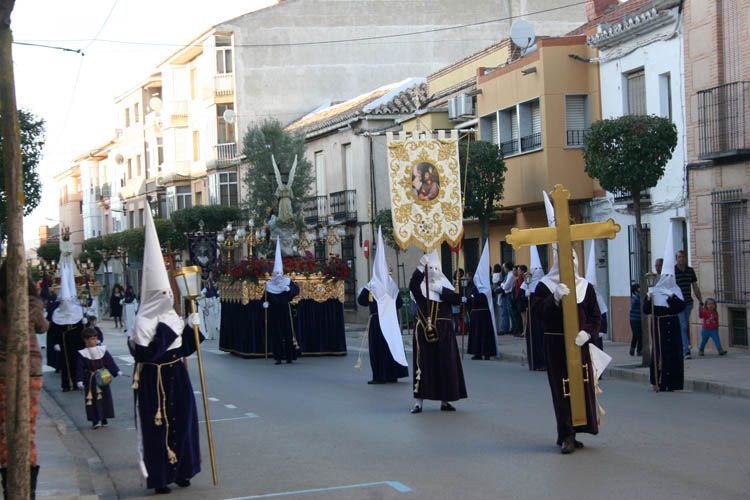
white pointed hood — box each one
[367,227,407,366]
[420,250,454,302]
[651,221,684,307]
[266,237,291,294]
[52,239,85,325]
[521,245,545,294]
[473,239,497,337]
[541,249,588,304]
[585,240,608,314]
[131,207,184,349]
[543,190,558,253]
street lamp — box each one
[172,265,218,485]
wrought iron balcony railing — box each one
[697,81,750,159]
[500,139,518,156]
[329,190,357,223]
[520,132,542,152]
[214,143,237,165]
[566,129,589,147]
[303,195,328,226]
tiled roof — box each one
[567,0,655,35]
[286,78,428,135]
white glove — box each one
[575,330,591,347]
[53,344,61,352]
[284,286,290,292]
[262,301,269,309]
[647,287,655,298]
[187,312,200,327]
[76,381,84,389]
[116,371,122,377]
[461,296,468,303]
[418,254,430,272]
[553,283,570,304]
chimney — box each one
[586,0,619,21]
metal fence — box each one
[698,81,750,159]
[711,189,749,304]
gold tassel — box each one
[154,410,162,426]
[86,388,93,406]
[97,385,102,400]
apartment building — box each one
[684,0,750,349]
[53,165,84,256]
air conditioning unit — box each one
[448,94,474,121]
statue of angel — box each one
[271,154,298,225]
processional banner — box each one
[386,130,463,253]
[188,232,218,280]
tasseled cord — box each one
[85,372,103,406]
[135,359,181,465]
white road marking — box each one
[225,404,237,409]
[208,397,220,402]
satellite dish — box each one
[223,108,236,124]
[510,20,536,51]
[149,97,163,112]
[115,154,124,164]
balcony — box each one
[303,195,328,226]
[214,143,237,166]
[613,189,651,204]
[566,129,589,147]
[168,100,188,120]
[500,139,518,156]
[329,190,357,223]
[520,132,542,152]
[698,81,750,160]
[213,74,234,97]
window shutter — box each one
[490,114,499,145]
[531,100,541,134]
[565,95,586,130]
[510,107,519,141]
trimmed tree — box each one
[242,119,313,232]
[583,114,678,368]
[459,139,507,244]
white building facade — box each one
[586,1,688,342]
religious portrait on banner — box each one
[387,130,463,253]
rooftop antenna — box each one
[510,19,537,57]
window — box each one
[314,239,326,263]
[134,103,139,123]
[315,151,325,195]
[499,106,519,156]
[659,72,672,121]
[565,95,589,147]
[210,171,239,207]
[125,108,130,128]
[730,309,748,347]
[190,67,196,100]
[625,70,647,115]
[136,155,141,176]
[158,193,167,219]
[627,224,651,285]
[519,98,542,152]
[500,241,515,267]
[139,208,144,227]
[216,36,232,74]
[341,143,352,190]
[127,159,132,179]
[144,142,151,178]
[194,191,202,206]
[480,112,499,145]
[157,138,164,170]
[176,185,192,210]
[129,210,134,229]
[216,104,235,144]
[711,189,749,304]
[193,130,200,161]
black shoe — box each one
[155,486,171,494]
[629,349,634,356]
[275,359,282,365]
[409,405,422,414]
[101,419,108,427]
[561,437,576,454]
[175,479,191,487]
[440,403,456,412]
[367,380,385,384]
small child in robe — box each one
[75,327,121,428]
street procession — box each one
[2,1,749,499]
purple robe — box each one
[533,282,601,442]
[525,293,546,371]
[409,269,467,402]
[267,281,300,362]
[75,349,120,422]
[50,321,84,390]
[132,323,203,489]
[466,285,497,358]
[357,289,408,382]
[643,295,685,391]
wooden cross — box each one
[506,184,620,426]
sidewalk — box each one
[345,323,750,398]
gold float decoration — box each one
[218,273,345,305]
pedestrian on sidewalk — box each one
[109,284,123,329]
[75,328,121,429]
[629,284,642,356]
[121,286,138,333]
[0,262,49,499]
[500,262,515,334]
[675,250,703,359]
[698,298,727,356]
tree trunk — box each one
[633,194,650,369]
[0,2,32,497]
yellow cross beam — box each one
[506,184,620,426]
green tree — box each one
[459,139,507,244]
[583,114,678,368]
[36,240,60,262]
[170,205,243,249]
[0,109,45,239]
[242,119,313,228]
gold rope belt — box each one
[132,357,182,464]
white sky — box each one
[10,0,278,247]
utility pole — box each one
[0,0,31,497]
